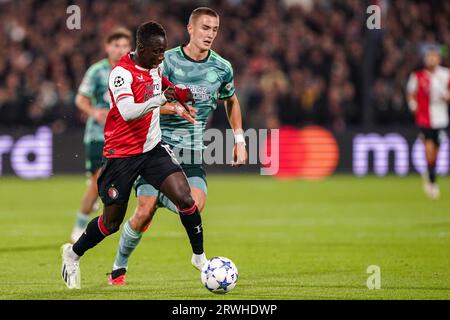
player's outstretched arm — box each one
[116,95,167,121]
[109,66,167,121]
[161,76,196,113]
[160,102,197,124]
[224,94,248,167]
[75,94,108,125]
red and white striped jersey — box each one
[104,53,163,158]
[407,66,450,129]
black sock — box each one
[110,268,127,279]
[179,205,204,255]
[72,216,106,257]
[428,163,436,183]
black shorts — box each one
[419,128,444,146]
[134,146,206,192]
[97,142,182,206]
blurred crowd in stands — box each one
[0,0,449,133]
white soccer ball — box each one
[201,256,239,294]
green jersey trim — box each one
[179,45,211,63]
[210,51,233,71]
[219,92,235,100]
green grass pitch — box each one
[0,174,449,300]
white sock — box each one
[75,211,89,229]
[193,252,207,262]
[68,246,80,260]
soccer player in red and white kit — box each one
[60,21,203,289]
[407,45,450,200]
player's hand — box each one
[183,102,198,118]
[182,88,195,105]
[174,86,195,104]
[231,143,247,167]
[93,109,108,125]
[163,86,177,102]
[167,102,196,124]
[408,99,417,113]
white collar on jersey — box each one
[128,52,163,73]
[135,63,150,72]
[129,52,159,73]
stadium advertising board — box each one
[0,126,448,179]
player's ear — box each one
[103,42,110,54]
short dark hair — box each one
[105,26,132,44]
[136,21,166,48]
[189,7,219,24]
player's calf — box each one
[72,203,127,257]
[101,204,128,234]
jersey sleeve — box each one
[108,66,134,103]
[78,65,97,98]
[218,65,235,100]
[406,72,417,94]
[161,59,172,79]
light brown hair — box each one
[189,7,219,24]
[105,26,132,44]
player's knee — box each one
[137,196,158,213]
[101,203,127,235]
[100,218,121,235]
[176,193,195,210]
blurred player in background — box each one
[107,7,247,285]
[407,45,450,200]
[70,28,133,243]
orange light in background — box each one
[264,126,339,180]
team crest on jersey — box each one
[108,186,119,199]
[114,76,125,87]
[206,70,218,83]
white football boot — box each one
[61,243,81,289]
[429,183,440,200]
[191,253,208,271]
[422,172,440,200]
